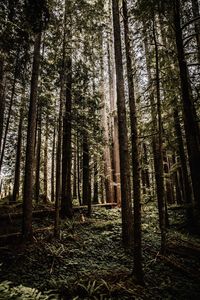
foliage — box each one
[0,208,200,299]
[0,281,58,300]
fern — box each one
[0,281,59,299]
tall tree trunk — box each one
[54,0,68,237]
[72,142,77,200]
[100,174,105,204]
[77,134,82,206]
[12,92,25,203]
[173,0,200,214]
[61,56,73,218]
[88,172,92,217]
[112,0,133,247]
[93,155,98,203]
[35,105,42,203]
[163,151,174,205]
[191,0,200,63]
[100,51,114,204]
[152,19,166,253]
[55,117,62,237]
[107,9,121,206]
[22,31,42,241]
[0,49,19,173]
[51,127,55,203]
[173,106,194,227]
[43,114,48,202]
[0,57,5,155]
[123,0,143,282]
[82,133,90,206]
[142,143,150,192]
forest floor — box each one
[0,203,200,299]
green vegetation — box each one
[0,207,200,299]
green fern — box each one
[0,281,59,299]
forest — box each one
[0,0,200,299]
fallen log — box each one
[0,226,54,246]
[0,203,118,223]
[167,239,200,258]
[148,248,200,282]
[0,209,55,223]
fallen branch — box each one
[148,248,200,282]
[167,239,200,258]
[0,226,54,246]
[0,203,118,223]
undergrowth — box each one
[0,206,200,299]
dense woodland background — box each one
[0,0,200,299]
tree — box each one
[112,0,133,247]
[173,0,200,215]
[22,31,42,240]
[22,0,49,240]
[122,0,144,282]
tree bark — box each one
[43,114,48,202]
[100,49,114,204]
[123,0,143,282]
[152,19,166,253]
[93,155,98,203]
[0,57,5,156]
[191,0,200,63]
[12,91,25,203]
[35,105,42,203]
[82,133,90,206]
[72,142,77,200]
[173,106,194,226]
[51,127,55,203]
[0,49,19,174]
[77,134,82,206]
[61,56,73,218]
[112,0,133,247]
[22,31,42,241]
[173,0,200,214]
[107,5,121,206]
[54,0,68,236]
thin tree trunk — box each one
[73,141,77,199]
[163,151,174,205]
[0,57,5,155]
[100,49,114,204]
[82,133,90,206]
[61,56,73,218]
[152,19,166,253]
[35,105,42,203]
[54,0,67,237]
[43,114,48,202]
[12,91,25,203]
[55,117,62,237]
[191,0,200,63]
[112,0,133,247]
[22,31,42,241]
[93,155,98,203]
[107,7,121,206]
[77,134,82,206]
[173,106,194,226]
[123,0,143,283]
[100,174,105,204]
[0,49,19,173]
[51,127,56,203]
[88,172,92,217]
[143,143,150,189]
[173,0,200,214]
